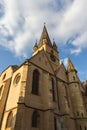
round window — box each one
[14,74,21,84]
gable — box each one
[56,64,68,82]
[29,50,54,74]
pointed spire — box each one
[38,25,52,47]
[67,58,77,72]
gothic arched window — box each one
[6,111,13,129]
[0,85,3,95]
[51,78,55,101]
[32,111,40,128]
[0,85,4,99]
[73,76,75,80]
[84,126,87,130]
[32,69,39,95]
[80,125,82,130]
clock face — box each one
[50,52,56,62]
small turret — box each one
[33,41,38,53]
[67,58,77,83]
[52,39,57,52]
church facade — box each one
[0,25,87,130]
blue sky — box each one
[0,0,87,81]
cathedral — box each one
[0,25,87,130]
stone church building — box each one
[0,25,87,130]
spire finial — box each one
[44,22,46,26]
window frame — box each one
[32,69,40,95]
[51,78,56,101]
[5,111,13,129]
[0,85,4,100]
[32,111,40,128]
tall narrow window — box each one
[6,111,13,129]
[81,113,83,117]
[73,76,75,80]
[0,85,3,99]
[54,117,57,130]
[32,69,39,95]
[80,125,82,130]
[32,111,40,128]
[52,78,55,101]
[2,73,6,80]
[0,86,3,95]
[77,111,79,116]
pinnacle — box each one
[67,58,77,72]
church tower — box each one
[33,25,59,64]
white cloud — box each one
[0,0,87,57]
[56,0,87,55]
[63,57,68,67]
[78,70,87,81]
[70,48,81,55]
[56,0,87,38]
[72,31,87,48]
[60,57,68,68]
